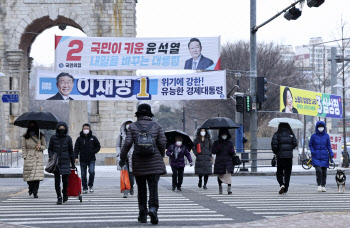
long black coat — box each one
[74,131,101,162]
[271,123,298,159]
[193,130,213,175]
[48,122,75,175]
[120,116,167,176]
[212,139,235,174]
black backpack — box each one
[134,122,156,156]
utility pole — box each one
[331,47,338,134]
[341,37,349,167]
[182,105,186,132]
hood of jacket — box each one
[56,121,68,136]
[315,121,326,135]
[120,119,134,137]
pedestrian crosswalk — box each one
[189,184,350,219]
[0,186,233,227]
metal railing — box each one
[236,149,275,171]
[0,149,21,168]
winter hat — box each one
[135,103,154,117]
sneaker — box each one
[63,194,68,203]
[317,186,322,192]
[203,185,207,190]
[123,192,128,198]
[172,186,176,191]
[82,189,88,194]
[89,187,94,193]
[148,207,158,225]
[322,186,326,192]
[279,185,285,194]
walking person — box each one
[193,128,213,190]
[116,119,135,198]
[166,135,193,191]
[22,121,46,198]
[119,104,166,225]
[309,121,334,192]
[74,123,101,194]
[212,128,235,195]
[48,122,75,205]
[271,123,298,195]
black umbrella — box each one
[200,117,240,129]
[14,111,63,130]
[165,130,194,150]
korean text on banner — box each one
[279,86,343,119]
[36,70,227,101]
[55,36,221,71]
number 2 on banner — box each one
[66,40,83,61]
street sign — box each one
[2,94,19,103]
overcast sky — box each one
[30,0,350,67]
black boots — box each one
[148,207,158,225]
[56,197,62,205]
[33,193,38,198]
[198,179,202,188]
[63,194,68,203]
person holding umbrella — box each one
[22,121,46,198]
[193,128,213,190]
[212,128,235,195]
[166,133,193,191]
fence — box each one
[0,149,21,168]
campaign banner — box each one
[35,70,226,101]
[329,134,343,165]
[280,86,343,119]
[54,36,221,71]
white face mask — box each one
[222,135,227,140]
[83,129,89,135]
[126,124,130,130]
[200,132,206,136]
[176,141,182,146]
[318,127,324,132]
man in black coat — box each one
[74,123,101,194]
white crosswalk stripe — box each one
[186,185,350,219]
[0,186,233,226]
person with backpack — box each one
[271,123,298,195]
[74,123,101,194]
[116,119,135,198]
[166,135,193,191]
[22,121,46,198]
[309,121,334,192]
[119,104,167,225]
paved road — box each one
[0,175,349,227]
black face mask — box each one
[58,129,65,135]
[29,126,38,132]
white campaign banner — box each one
[54,36,221,71]
[36,70,227,101]
[329,134,343,165]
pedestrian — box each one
[48,122,75,205]
[74,123,101,194]
[166,135,193,191]
[193,128,213,190]
[309,121,334,192]
[119,104,166,225]
[22,121,46,198]
[212,128,235,195]
[271,123,298,195]
[116,119,135,198]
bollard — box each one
[10,150,13,168]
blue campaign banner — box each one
[36,70,226,101]
[2,94,19,103]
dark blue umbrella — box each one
[14,111,63,130]
[200,117,240,129]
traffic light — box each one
[284,7,302,21]
[245,95,251,113]
[307,0,325,7]
[236,95,244,113]
[257,77,268,103]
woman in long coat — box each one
[212,128,235,195]
[22,121,46,198]
[193,128,212,190]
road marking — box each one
[8,189,27,197]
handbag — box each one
[196,143,201,153]
[45,153,58,173]
[232,155,242,166]
[120,166,131,193]
[271,155,276,167]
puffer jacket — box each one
[212,131,235,174]
[120,116,167,176]
[74,130,101,162]
[192,128,213,175]
[166,144,192,168]
[22,135,46,181]
[48,122,75,175]
[271,123,298,158]
[116,119,134,172]
[309,121,334,168]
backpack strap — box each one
[145,122,155,132]
[135,122,155,132]
[134,122,144,131]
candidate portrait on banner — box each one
[47,72,75,100]
[281,87,298,114]
[184,38,214,70]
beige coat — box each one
[22,135,46,182]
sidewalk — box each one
[1,165,350,178]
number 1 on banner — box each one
[137,77,150,99]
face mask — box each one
[176,141,182,146]
[83,129,90,134]
[58,129,65,135]
[318,127,324,132]
[200,132,206,136]
[126,125,130,130]
[222,135,227,140]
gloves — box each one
[330,157,334,163]
[119,160,126,168]
[189,163,193,167]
